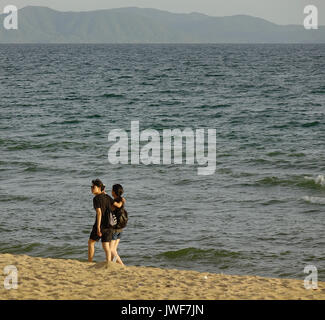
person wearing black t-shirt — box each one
[88,179,114,263]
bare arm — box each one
[113,201,123,208]
[113,198,126,209]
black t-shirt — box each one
[93,193,113,229]
[112,198,127,231]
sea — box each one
[0,44,324,281]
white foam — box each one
[315,175,325,186]
[302,196,325,204]
[304,174,325,186]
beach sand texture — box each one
[1,253,324,300]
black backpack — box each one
[115,207,128,229]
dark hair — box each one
[112,184,124,202]
[92,179,105,191]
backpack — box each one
[115,207,128,229]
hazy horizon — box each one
[0,0,324,25]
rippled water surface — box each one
[0,44,324,280]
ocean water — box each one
[0,44,324,281]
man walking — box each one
[88,179,113,263]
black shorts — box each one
[89,226,113,243]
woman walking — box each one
[110,184,127,266]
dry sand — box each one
[0,253,324,300]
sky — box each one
[0,0,324,25]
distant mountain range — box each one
[0,6,324,43]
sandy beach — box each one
[0,253,324,300]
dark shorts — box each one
[89,226,113,243]
[112,232,122,240]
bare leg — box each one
[109,240,117,261]
[102,242,111,263]
[115,239,124,265]
[114,254,124,265]
[88,239,96,262]
[110,239,124,266]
